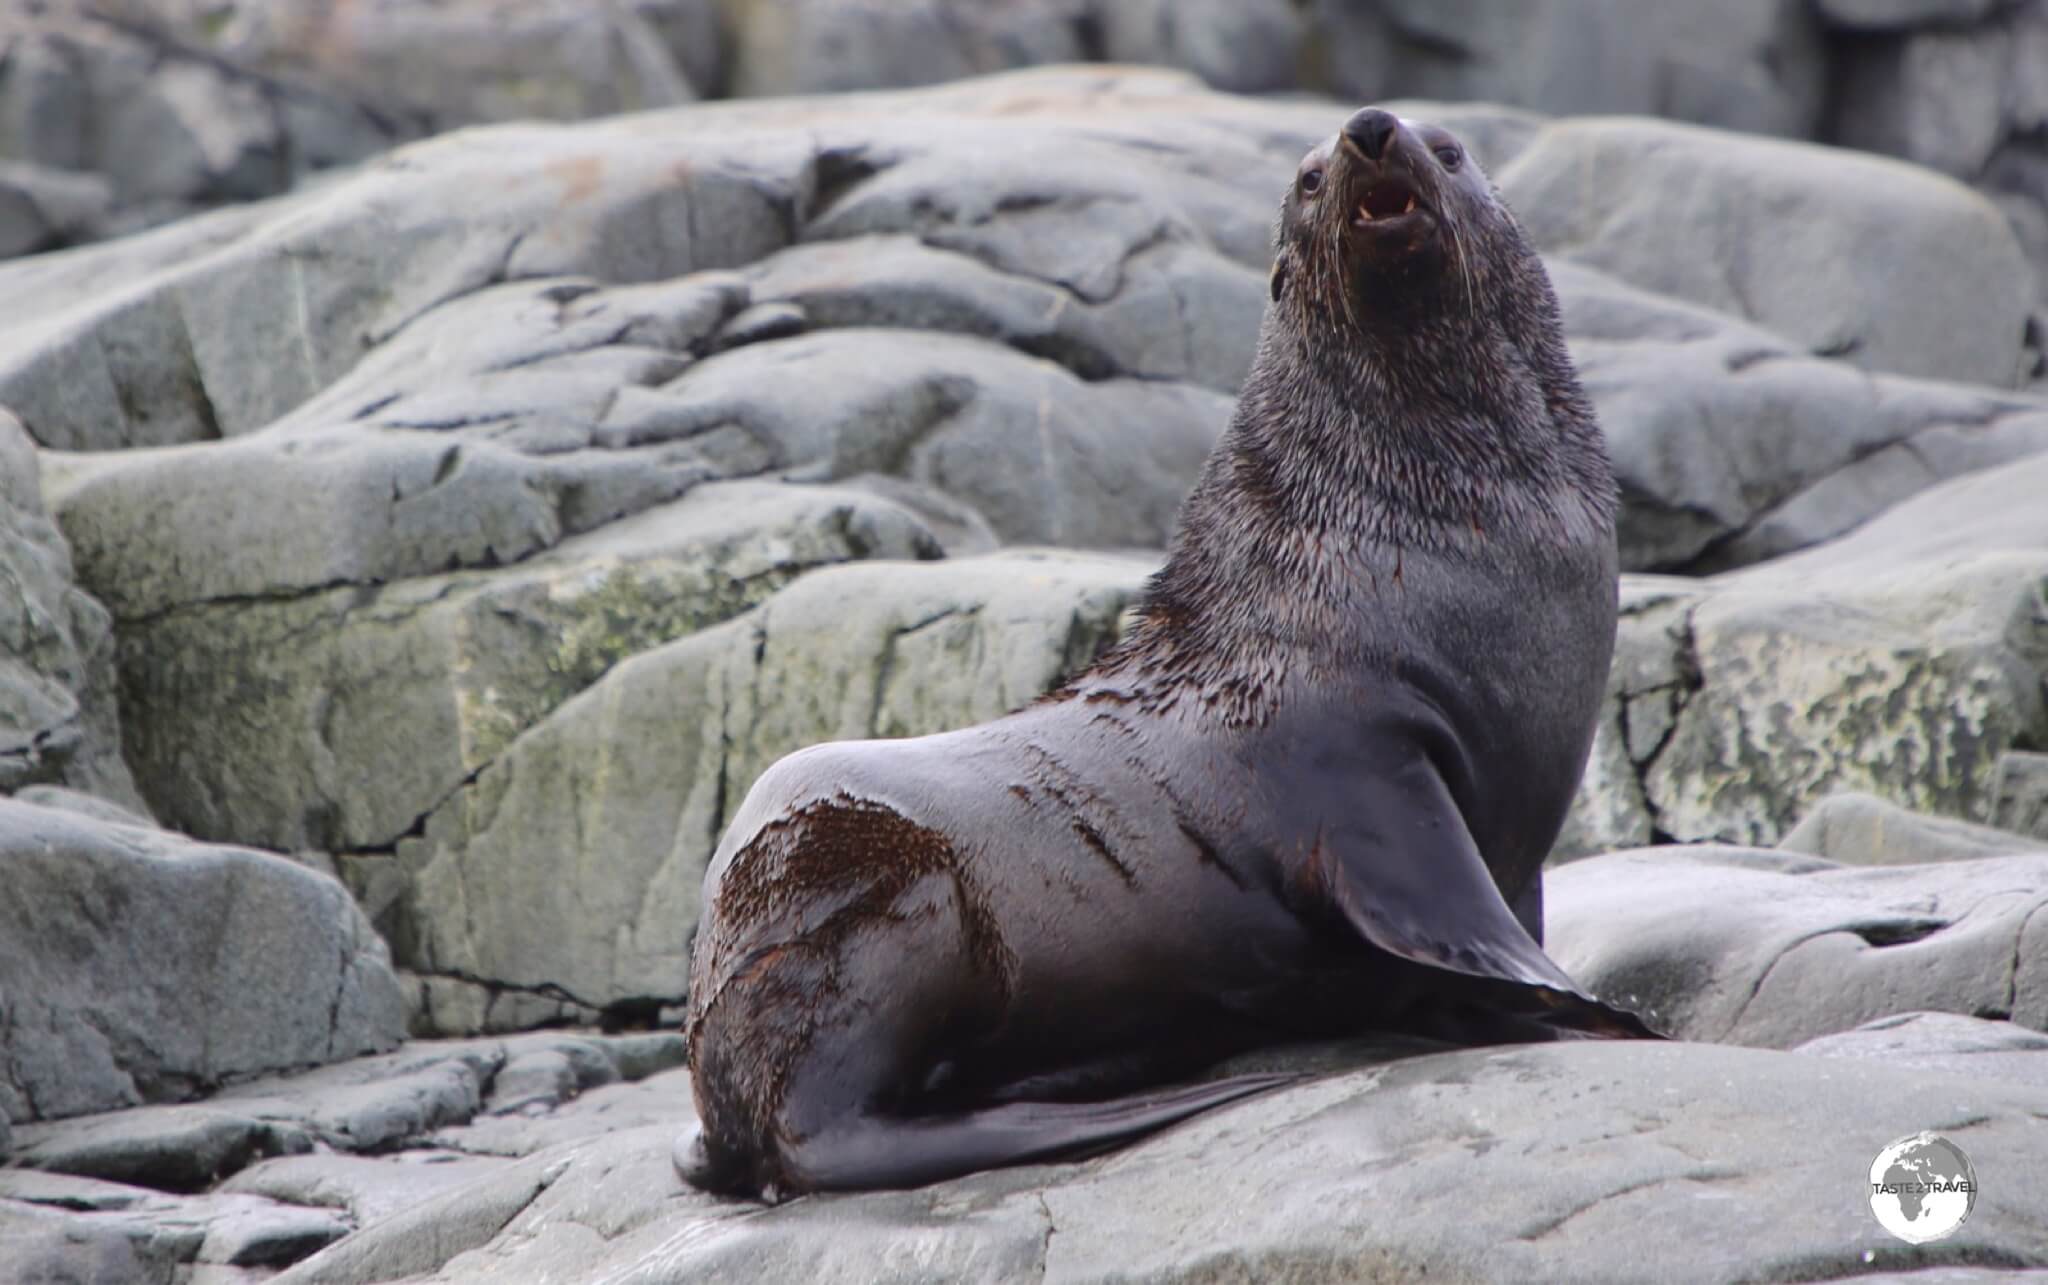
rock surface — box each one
[0,799,403,1123]
[0,408,142,811]
[1557,448,2048,858]
[1504,117,2033,388]
[1778,792,2048,866]
[272,1040,2048,1284]
[7,0,2047,351]
[0,1030,683,1281]
[1548,845,2048,1046]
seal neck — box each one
[1203,297,1615,556]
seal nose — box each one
[1344,108,1399,162]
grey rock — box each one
[719,0,1086,97]
[221,1151,510,1232]
[108,481,935,854]
[0,1,732,260]
[383,548,1151,1024]
[1,1027,685,1250]
[196,1202,351,1267]
[640,329,1231,546]
[0,18,96,171]
[48,433,588,620]
[432,1067,693,1159]
[747,233,1265,394]
[1731,446,2048,586]
[8,1107,309,1192]
[0,110,804,447]
[0,1166,193,1213]
[1816,0,2003,27]
[0,409,144,812]
[212,0,709,125]
[1503,116,2035,388]
[1778,792,2048,865]
[1094,0,1306,94]
[1833,19,2017,182]
[709,299,806,351]
[1560,451,2048,855]
[0,1198,169,1284]
[1991,750,2048,842]
[481,1040,621,1117]
[1547,845,2048,1045]
[1649,552,2043,845]
[294,1063,489,1154]
[0,1166,359,1278]
[273,1159,555,1285]
[101,59,283,204]
[8,784,154,829]
[281,1042,2048,1284]
[398,974,603,1040]
[1551,261,2048,572]
[1552,579,1697,859]
[0,800,404,1122]
[837,473,999,556]
[1317,0,1829,138]
[1797,1011,2048,1089]
[0,160,109,258]
[208,1041,524,1153]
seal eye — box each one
[1300,168,1324,196]
[1434,146,1463,171]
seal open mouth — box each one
[1353,177,1421,226]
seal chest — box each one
[678,106,1656,1202]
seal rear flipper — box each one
[1315,751,1661,1039]
[781,1072,1301,1195]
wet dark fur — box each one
[680,111,1649,1203]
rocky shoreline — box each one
[1,29,2046,1285]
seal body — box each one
[680,107,1654,1202]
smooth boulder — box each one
[0,799,404,1123]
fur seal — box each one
[679,106,1657,1202]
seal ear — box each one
[1269,255,1289,302]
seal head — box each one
[1275,106,1500,317]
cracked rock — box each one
[106,481,938,854]
[1560,451,2048,856]
[383,548,1151,1024]
[0,798,404,1124]
[0,409,144,814]
[284,1041,2048,1284]
[1504,116,2035,388]
[1548,844,2048,1046]
[9,1107,311,1192]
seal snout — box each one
[1342,107,1399,161]
[1336,108,1426,230]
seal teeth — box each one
[1402,194,1415,214]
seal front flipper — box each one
[1309,749,1660,1039]
[773,1073,1301,1195]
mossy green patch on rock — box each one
[116,482,937,853]
[1644,553,2048,847]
